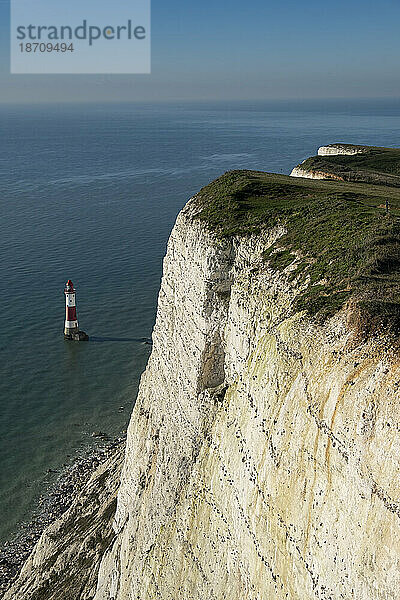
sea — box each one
[1,98,400,543]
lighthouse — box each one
[64,280,89,341]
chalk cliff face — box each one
[290,165,344,180]
[5,172,400,600]
[89,201,400,600]
[317,144,369,156]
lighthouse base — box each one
[64,330,89,342]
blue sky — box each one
[1,0,400,102]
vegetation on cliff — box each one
[193,168,400,329]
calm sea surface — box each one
[1,99,400,541]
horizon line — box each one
[1,96,400,106]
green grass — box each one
[298,145,400,187]
[192,170,400,329]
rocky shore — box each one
[0,436,125,597]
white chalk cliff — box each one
[4,178,400,600]
[317,144,369,156]
[290,144,363,179]
[290,144,370,179]
[93,201,400,600]
[290,165,344,180]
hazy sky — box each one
[1,0,400,102]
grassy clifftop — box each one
[192,169,400,330]
[298,145,400,187]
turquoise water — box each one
[1,99,400,541]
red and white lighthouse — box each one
[64,280,79,335]
[64,280,88,341]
